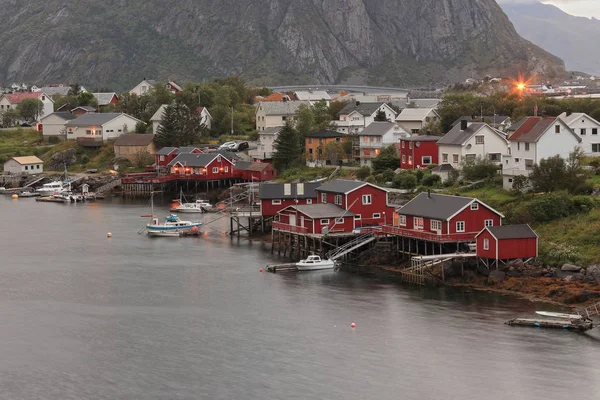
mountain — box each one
[501,1,600,76]
[0,0,564,90]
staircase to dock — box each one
[327,233,377,261]
[96,179,121,194]
[577,302,600,320]
[22,176,46,188]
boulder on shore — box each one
[587,265,600,283]
[488,270,506,284]
[561,264,582,272]
[565,273,585,282]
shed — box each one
[4,156,44,175]
[476,224,538,266]
[114,134,157,163]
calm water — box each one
[0,195,599,400]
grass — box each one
[276,166,336,182]
[0,129,47,167]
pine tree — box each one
[154,104,178,148]
[272,121,301,172]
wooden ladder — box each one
[577,302,600,319]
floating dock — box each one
[506,318,594,331]
[35,196,68,203]
[266,263,298,273]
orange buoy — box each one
[107,232,112,238]
[351,323,356,328]
[11,194,18,199]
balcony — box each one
[272,221,308,234]
[382,225,476,243]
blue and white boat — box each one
[145,192,202,236]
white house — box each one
[395,107,440,134]
[437,120,509,167]
[4,156,43,175]
[64,113,144,145]
[129,79,157,96]
[151,105,213,133]
[39,112,77,139]
[557,111,600,156]
[359,122,409,166]
[196,107,213,130]
[294,90,331,105]
[249,127,280,161]
[0,92,54,120]
[333,102,397,135]
[255,101,310,131]
[502,116,582,190]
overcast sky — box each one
[498,0,600,19]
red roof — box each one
[255,92,297,102]
[5,92,44,104]
[508,116,556,143]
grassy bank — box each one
[0,129,51,167]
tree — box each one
[295,104,315,137]
[135,121,147,133]
[372,145,400,174]
[529,156,566,193]
[68,83,82,96]
[460,156,499,181]
[511,175,529,194]
[393,171,418,190]
[590,108,600,122]
[564,147,588,194]
[272,121,301,172]
[0,109,20,127]
[324,141,346,165]
[154,103,179,148]
[17,99,43,123]
[312,100,334,131]
[77,92,97,107]
[374,109,388,122]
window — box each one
[409,142,413,149]
[555,125,560,134]
[41,96,45,101]
[159,155,165,161]
[224,166,228,173]
[335,218,345,224]
[306,199,313,205]
[489,153,500,162]
[508,178,513,183]
[581,128,587,136]
[515,158,520,163]
[465,154,476,161]
[408,156,412,165]
[36,165,40,169]
[86,129,92,135]
[485,219,494,227]
[372,213,381,219]
[308,148,313,154]
[517,142,520,151]
[24,166,28,170]
[321,193,327,203]
[402,155,406,163]
[453,154,459,164]
[118,129,122,132]
[402,141,405,148]
[334,195,342,205]
[426,117,430,122]
[470,202,479,210]
[483,238,489,250]
[525,143,530,151]
[320,219,330,225]
[272,200,282,205]
[456,221,465,232]
[362,194,372,205]
[475,136,484,144]
[422,156,432,165]
[212,167,219,173]
[414,217,424,229]
[592,144,600,153]
[411,129,420,134]
[442,153,448,163]
[593,128,598,135]
[282,116,287,121]
[525,159,534,170]
[308,138,312,144]
[399,215,406,226]
[355,214,362,220]
[430,220,442,231]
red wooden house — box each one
[275,204,355,235]
[155,147,203,173]
[259,182,320,217]
[315,179,395,228]
[476,225,538,267]
[384,192,503,243]
[398,133,439,170]
[233,161,277,182]
[167,153,235,180]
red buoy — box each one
[351,323,356,328]
[259,268,263,273]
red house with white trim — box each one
[259,182,320,217]
[398,133,439,170]
[384,192,503,243]
[167,153,235,180]
[234,161,277,182]
[476,225,538,267]
[315,180,395,228]
[155,147,202,173]
[275,204,355,234]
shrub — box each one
[393,171,418,190]
[421,174,441,187]
[380,169,395,183]
[356,166,371,180]
[48,136,60,144]
[461,156,499,181]
[415,169,424,182]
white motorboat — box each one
[296,255,336,271]
[36,180,67,196]
[147,230,182,238]
[170,189,212,213]
[535,311,583,320]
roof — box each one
[168,153,228,167]
[3,92,47,103]
[483,224,538,240]
[431,163,455,172]
[558,112,600,128]
[398,99,440,109]
[234,161,270,172]
[156,147,178,155]
[259,182,321,200]
[9,156,43,165]
[402,133,440,142]
[397,192,503,220]
[359,122,397,136]
[508,117,581,143]
[71,106,96,112]
[451,115,510,128]
[40,112,77,122]
[290,203,355,219]
[38,86,70,96]
[114,134,154,147]
[437,122,487,145]
[254,93,294,102]
[168,81,182,91]
[338,102,386,117]
[315,179,384,195]
[93,93,118,106]
[65,113,141,127]
[178,147,201,154]
[396,108,437,121]
[256,101,311,116]
[151,105,167,121]
[305,130,346,138]
[294,91,331,101]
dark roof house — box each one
[483,224,538,240]
[438,121,506,146]
[114,134,155,147]
[305,130,347,138]
[397,192,503,220]
[259,182,321,200]
[338,102,386,117]
[285,203,355,219]
[168,153,230,167]
[508,116,581,143]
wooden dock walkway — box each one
[506,318,594,331]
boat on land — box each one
[296,255,336,271]
[170,189,212,213]
[535,311,583,320]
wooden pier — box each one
[506,318,594,331]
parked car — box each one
[218,141,236,150]
[233,141,249,152]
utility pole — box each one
[230,106,234,135]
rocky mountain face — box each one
[0,0,564,89]
[501,1,600,76]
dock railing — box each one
[272,221,309,234]
[381,225,476,243]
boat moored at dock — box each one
[296,255,336,271]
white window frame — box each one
[362,194,372,205]
[335,218,344,224]
[334,195,342,205]
[224,166,229,172]
[430,220,442,231]
[483,238,489,250]
[422,156,432,165]
[485,219,494,227]
[372,213,381,219]
[355,214,362,220]
[272,200,282,205]
[399,215,406,226]
[456,221,465,232]
[159,155,165,161]
[470,202,479,210]
[320,219,330,225]
[414,217,424,230]
[212,167,219,173]
[475,135,484,144]
[442,153,448,163]
[306,199,313,205]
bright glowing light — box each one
[517,83,526,91]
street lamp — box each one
[383,212,386,226]
[230,106,234,135]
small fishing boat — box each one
[143,192,202,236]
[170,189,212,213]
[296,255,336,271]
[18,191,40,198]
[147,230,182,238]
[36,180,67,196]
[535,311,583,320]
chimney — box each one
[460,119,468,131]
[566,109,572,117]
[356,101,361,106]
[425,130,431,136]
[427,190,431,199]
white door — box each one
[289,214,296,226]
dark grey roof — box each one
[259,182,320,200]
[72,106,96,112]
[260,127,281,135]
[359,122,397,136]
[168,153,225,167]
[234,161,269,171]
[451,115,510,128]
[397,192,475,220]
[486,225,537,240]
[338,102,385,117]
[506,118,528,132]
[43,112,77,121]
[114,134,154,146]
[432,164,455,172]
[316,179,368,194]
[402,133,440,142]
[213,149,241,160]
[305,130,346,138]
[156,147,178,155]
[178,147,201,154]
[437,122,487,146]
[292,203,355,219]
[64,113,125,127]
